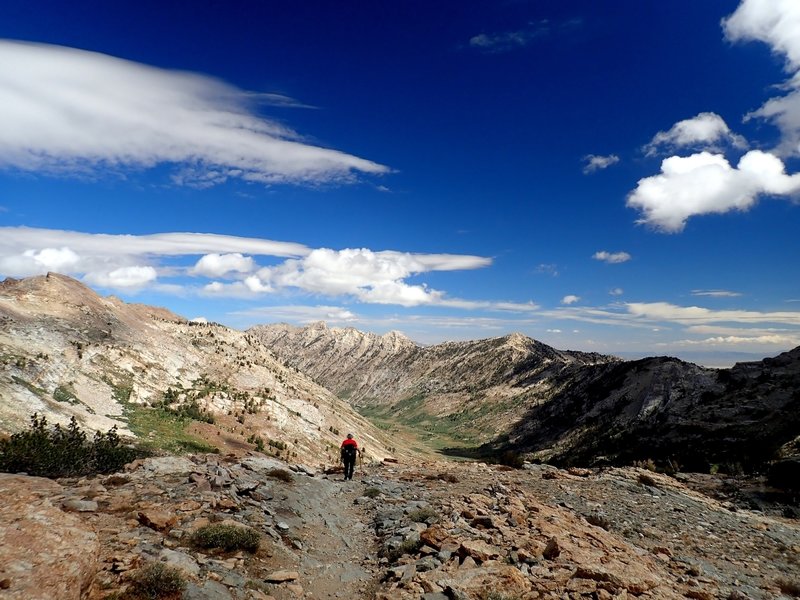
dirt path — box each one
[270,474,380,599]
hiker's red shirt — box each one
[341,438,358,449]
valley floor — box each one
[1,454,799,600]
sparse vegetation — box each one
[53,384,79,404]
[585,513,612,530]
[638,472,658,487]
[385,537,423,563]
[126,561,186,599]
[191,523,260,552]
[777,578,800,597]
[0,413,144,478]
[407,506,438,523]
[266,467,294,482]
[364,487,381,498]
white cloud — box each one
[0,246,81,276]
[535,263,559,277]
[0,227,492,301]
[546,328,562,333]
[627,150,800,232]
[192,253,256,278]
[247,248,491,307]
[582,154,620,174]
[235,304,359,324]
[84,265,157,289]
[561,295,580,305]
[609,288,624,296]
[644,112,747,156]
[691,289,742,297]
[724,0,800,72]
[625,302,800,326]
[0,40,388,184]
[724,1,800,155]
[592,251,631,264]
[671,334,800,346]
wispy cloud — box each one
[582,154,620,174]
[469,19,581,53]
[609,288,624,296]
[592,251,631,264]
[627,150,800,232]
[644,112,747,156]
[535,263,559,277]
[691,289,742,297]
[0,40,388,186]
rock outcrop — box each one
[2,455,798,599]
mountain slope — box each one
[250,322,617,446]
[252,322,800,470]
[0,274,395,464]
[496,349,800,470]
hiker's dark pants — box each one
[343,457,356,480]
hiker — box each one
[340,433,359,480]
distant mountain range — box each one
[2,274,798,472]
[253,322,800,470]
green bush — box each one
[0,414,144,478]
[363,487,381,498]
[191,523,260,552]
[127,561,186,599]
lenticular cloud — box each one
[0,40,388,184]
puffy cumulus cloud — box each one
[582,154,620,174]
[192,253,256,278]
[592,251,631,264]
[644,112,747,156]
[561,295,580,305]
[627,150,800,232]
[0,40,388,184]
[724,1,800,155]
[84,266,157,289]
[247,248,491,307]
[0,246,81,276]
[724,0,800,72]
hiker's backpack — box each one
[342,444,357,461]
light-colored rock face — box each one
[0,274,395,464]
[249,322,618,445]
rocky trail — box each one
[1,453,799,600]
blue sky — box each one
[1,0,799,366]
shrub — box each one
[407,507,438,523]
[585,513,612,530]
[0,414,143,478]
[638,472,658,487]
[777,578,800,597]
[424,472,459,483]
[364,487,381,498]
[266,468,294,482]
[191,524,260,552]
[127,562,186,599]
[385,537,423,562]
